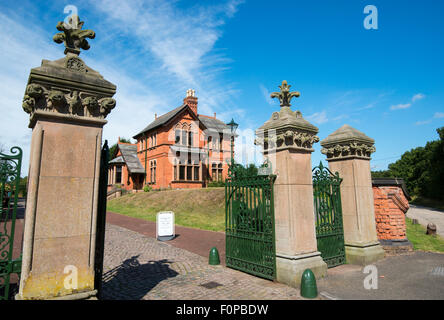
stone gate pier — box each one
[16,16,116,300]
[321,125,385,265]
[255,81,327,287]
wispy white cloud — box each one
[412,93,425,102]
[89,0,245,116]
[414,111,443,126]
[415,120,432,126]
[390,93,425,111]
[390,103,412,110]
[259,84,275,106]
[0,1,245,175]
[306,111,328,125]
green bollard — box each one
[300,269,318,299]
[209,247,220,265]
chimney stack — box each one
[214,112,216,119]
[155,113,157,119]
[184,89,198,115]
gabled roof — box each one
[198,115,230,133]
[109,155,124,164]
[133,104,231,139]
[112,143,145,174]
[133,104,187,139]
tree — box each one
[109,137,131,160]
[371,127,444,200]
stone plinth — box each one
[321,125,385,265]
[17,21,116,300]
[256,104,327,287]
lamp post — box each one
[227,118,238,164]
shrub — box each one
[208,180,225,188]
[143,185,152,192]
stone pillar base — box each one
[276,252,327,287]
[379,239,414,256]
[15,290,97,301]
[345,242,385,265]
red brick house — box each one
[108,90,235,191]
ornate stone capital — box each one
[22,83,116,120]
[256,103,319,153]
[321,124,376,161]
[22,16,116,125]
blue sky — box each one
[1,0,443,174]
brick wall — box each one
[373,185,410,240]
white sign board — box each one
[156,211,175,241]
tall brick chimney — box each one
[183,89,198,115]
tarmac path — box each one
[406,205,444,238]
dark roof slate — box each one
[133,103,231,139]
[109,155,124,164]
[117,144,145,174]
[133,104,187,138]
[198,116,230,133]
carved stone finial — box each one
[270,80,300,107]
[321,125,376,161]
[53,15,95,55]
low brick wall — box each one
[372,178,410,241]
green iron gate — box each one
[0,147,23,300]
[94,141,109,299]
[225,162,276,280]
[312,162,346,268]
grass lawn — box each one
[406,217,444,253]
[107,188,226,232]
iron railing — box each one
[0,147,23,300]
[312,162,346,268]
[225,162,276,280]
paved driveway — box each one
[101,223,304,300]
[406,205,444,238]
[318,252,444,300]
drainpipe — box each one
[144,133,147,185]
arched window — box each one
[212,163,217,181]
[150,160,157,184]
[218,163,223,182]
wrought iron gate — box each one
[225,163,276,280]
[94,141,109,299]
[312,162,346,268]
[0,147,23,300]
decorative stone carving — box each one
[22,19,116,123]
[47,90,66,110]
[99,97,117,118]
[321,124,376,161]
[321,143,376,159]
[68,90,82,115]
[270,80,300,107]
[22,84,45,114]
[22,83,116,119]
[65,56,87,72]
[83,96,99,116]
[53,15,95,55]
[256,83,319,153]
